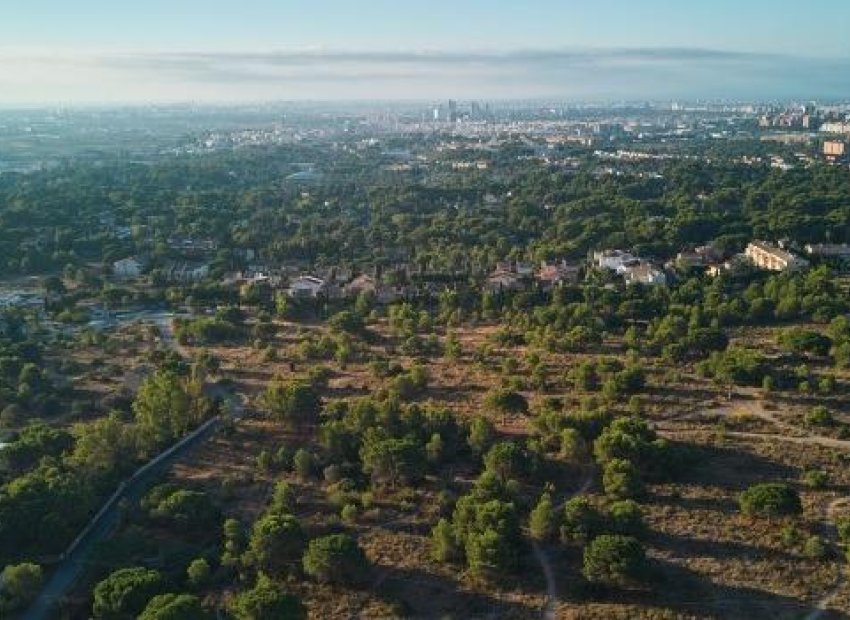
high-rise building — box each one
[448,99,458,123]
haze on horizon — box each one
[3,0,850,105]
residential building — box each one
[536,261,581,288]
[164,262,210,283]
[592,249,638,272]
[745,241,809,272]
[112,256,146,280]
[623,263,667,286]
[287,275,327,298]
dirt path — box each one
[805,497,850,620]
[532,471,595,620]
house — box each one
[623,263,667,286]
[536,261,581,288]
[675,245,722,269]
[113,256,146,280]
[745,241,809,272]
[287,275,327,298]
[485,269,525,293]
[164,262,210,283]
[592,250,638,272]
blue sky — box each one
[1,0,849,103]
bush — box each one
[805,406,833,427]
[738,483,802,518]
[302,534,368,584]
[138,594,207,620]
[802,469,829,489]
[803,535,828,559]
[92,567,165,618]
[582,535,648,586]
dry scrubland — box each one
[53,311,850,619]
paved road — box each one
[22,391,245,620]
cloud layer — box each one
[1,47,848,104]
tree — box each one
[738,483,802,518]
[582,535,648,587]
[593,417,657,467]
[264,380,321,429]
[68,412,136,476]
[133,371,192,450]
[360,433,426,488]
[247,513,305,575]
[483,441,527,482]
[561,495,601,543]
[529,492,556,541]
[485,388,529,417]
[222,518,246,570]
[138,594,207,620]
[468,416,495,455]
[431,517,459,562]
[92,567,165,619]
[292,449,315,479]
[608,500,645,537]
[602,459,644,499]
[302,534,368,584]
[145,488,221,533]
[230,574,305,620]
[0,562,42,611]
[186,558,211,589]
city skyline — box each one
[3,1,850,104]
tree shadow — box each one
[367,563,542,619]
[649,530,801,564]
[600,558,850,620]
[673,442,797,492]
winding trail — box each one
[804,497,850,620]
[660,392,850,620]
[531,471,595,620]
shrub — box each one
[802,469,829,489]
[738,483,802,518]
[302,534,368,584]
[806,406,833,427]
[803,535,827,559]
[582,535,648,586]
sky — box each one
[2,0,850,104]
